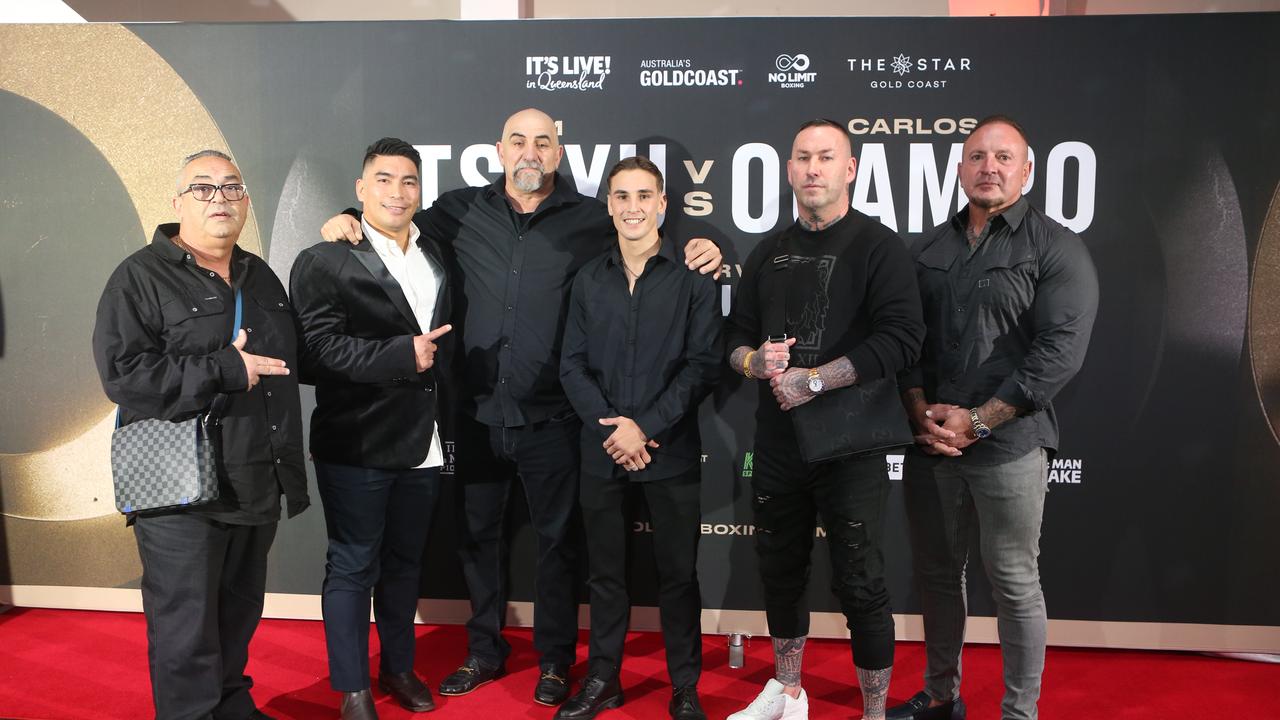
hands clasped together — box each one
[908,404,976,456]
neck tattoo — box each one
[799,211,837,232]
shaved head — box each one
[497,107,563,197]
[501,108,557,143]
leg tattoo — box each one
[856,666,892,720]
[773,636,806,687]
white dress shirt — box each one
[363,217,445,469]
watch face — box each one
[976,427,991,439]
[808,376,823,393]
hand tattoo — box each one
[771,368,813,410]
[773,636,806,687]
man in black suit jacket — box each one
[290,138,453,720]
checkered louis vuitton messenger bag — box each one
[110,289,242,514]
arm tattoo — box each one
[773,636,806,687]
[856,666,892,719]
[818,357,858,391]
[729,346,752,377]
[902,387,926,405]
[976,397,1022,430]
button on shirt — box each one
[413,173,614,428]
[902,197,1099,465]
[362,218,444,468]
[560,238,722,480]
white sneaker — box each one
[726,678,809,720]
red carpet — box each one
[0,607,1274,719]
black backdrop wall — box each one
[1,13,1278,643]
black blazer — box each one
[289,233,452,469]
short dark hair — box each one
[796,118,852,155]
[970,115,1029,145]
[607,155,664,192]
[362,137,421,174]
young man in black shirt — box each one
[557,156,722,720]
[725,120,925,720]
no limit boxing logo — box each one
[767,53,816,89]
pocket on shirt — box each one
[159,296,228,353]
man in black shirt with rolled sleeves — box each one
[888,116,1098,720]
[319,108,723,707]
[93,150,309,720]
[557,156,721,720]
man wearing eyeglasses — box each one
[93,150,310,720]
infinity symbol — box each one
[775,53,810,72]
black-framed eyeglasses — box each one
[180,183,248,202]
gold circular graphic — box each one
[1248,181,1280,447]
[0,24,261,522]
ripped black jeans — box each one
[751,442,895,670]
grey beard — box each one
[512,168,547,193]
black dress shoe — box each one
[437,656,506,696]
[554,675,623,719]
[340,689,378,720]
[534,665,571,706]
[378,670,436,712]
[886,691,967,720]
[669,686,707,720]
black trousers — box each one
[751,443,895,671]
[315,462,442,691]
[579,467,703,688]
[133,512,278,720]
[455,414,581,669]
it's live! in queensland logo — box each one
[526,55,612,92]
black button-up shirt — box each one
[902,197,1099,465]
[560,238,722,480]
[92,224,310,523]
[414,173,614,428]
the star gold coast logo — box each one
[847,53,973,90]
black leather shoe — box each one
[669,686,706,720]
[553,675,624,719]
[886,691,967,720]
[378,671,436,712]
[437,656,506,696]
[534,665,571,706]
[339,689,378,720]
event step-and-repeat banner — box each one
[1,14,1278,651]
